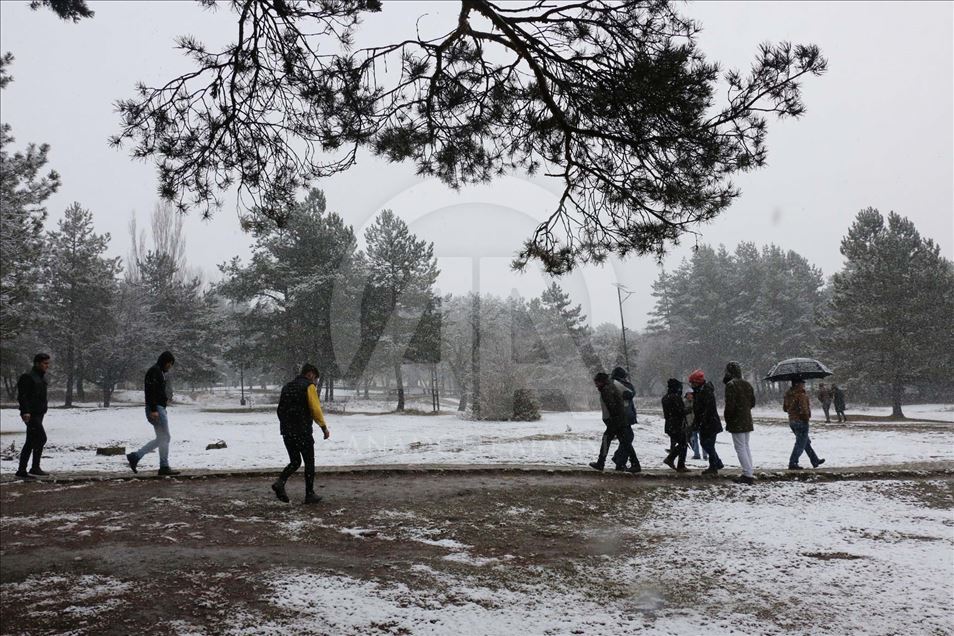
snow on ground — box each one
[749,403,954,423]
[219,480,953,635]
[1,401,952,474]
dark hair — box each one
[593,372,609,383]
[33,352,50,365]
[300,363,320,377]
[157,351,175,366]
[611,366,629,381]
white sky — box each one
[1,0,951,330]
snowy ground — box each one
[1,473,951,635]
[2,401,953,475]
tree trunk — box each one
[457,392,468,412]
[471,294,481,419]
[394,362,405,411]
[891,375,905,419]
[76,370,86,402]
[3,376,16,401]
[64,341,75,407]
[363,376,370,399]
[103,385,113,408]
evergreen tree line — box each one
[636,210,954,417]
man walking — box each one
[127,351,179,476]
[723,361,756,485]
[610,367,641,472]
[832,385,847,422]
[661,378,689,472]
[16,353,51,479]
[784,378,826,470]
[272,363,330,504]
[589,372,637,472]
[689,370,724,476]
[817,383,833,423]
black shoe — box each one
[613,464,626,472]
[588,462,604,472]
[663,456,676,470]
[157,467,181,476]
[271,481,290,503]
[14,470,36,480]
[28,468,49,476]
[701,468,718,476]
[626,465,642,474]
[788,465,804,471]
[735,475,755,485]
[126,452,139,474]
[691,455,702,460]
[303,492,323,505]
[813,459,826,468]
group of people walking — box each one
[590,362,828,484]
[14,352,332,504]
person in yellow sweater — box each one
[271,363,330,504]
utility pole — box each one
[613,283,633,373]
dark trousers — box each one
[665,433,688,468]
[611,425,640,469]
[821,402,832,422]
[18,414,46,472]
[277,433,315,494]
[699,433,723,470]
[835,408,846,422]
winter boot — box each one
[303,492,323,505]
[813,458,826,468]
[735,475,755,485]
[271,481,290,503]
[157,467,181,476]
[663,455,676,470]
[675,464,690,473]
[701,468,719,476]
[28,467,50,476]
[626,464,642,474]
[588,462,604,472]
[14,470,36,480]
[126,452,139,474]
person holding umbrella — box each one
[783,378,826,470]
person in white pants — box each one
[723,361,757,484]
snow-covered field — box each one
[2,400,952,474]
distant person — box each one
[661,379,689,472]
[127,351,179,476]
[783,378,826,470]
[610,367,641,472]
[723,362,756,485]
[817,383,833,423]
[589,372,637,473]
[689,369,723,476]
[832,385,847,422]
[685,391,704,460]
[271,363,330,504]
[15,353,51,480]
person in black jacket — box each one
[688,369,724,476]
[127,351,179,476]
[661,378,690,472]
[610,367,641,472]
[589,372,638,473]
[271,363,330,504]
[16,353,51,479]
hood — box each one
[723,361,742,384]
[667,378,683,393]
[611,366,629,381]
[157,351,175,367]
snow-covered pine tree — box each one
[822,208,954,417]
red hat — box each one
[688,369,705,385]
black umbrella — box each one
[764,358,833,382]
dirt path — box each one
[2,468,953,635]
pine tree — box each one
[41,203,122,405]
[362,209,439,411]
[822,208,954,417]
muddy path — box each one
[2,470,952,635]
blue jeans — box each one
[699,433,723,470]
[789,420,820,468]
[135,405,171,469]
[689,431,703,458]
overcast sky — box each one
[1,1,951,330]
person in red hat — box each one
[688,369,724,475]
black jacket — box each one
[692,381,723,435]
[144,364,169,412]
[661,390,687,437]
[277,375,314,437]
[598,382,628,431]
[17,369,48,416]
[613,378,638,426]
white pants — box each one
[731,432,754,477]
